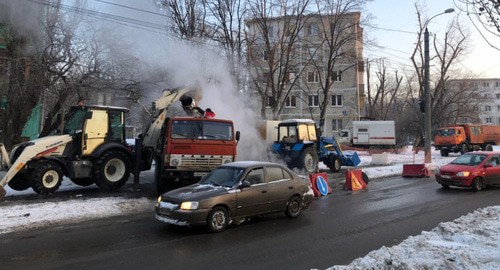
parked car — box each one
[436,151,500,191]
[155,161,314,232]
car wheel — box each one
[472,177,484,192]
[207,207,229,233]
[285,196,303,218]
[93,150,131,191]
[329,155,341,173]
[7,173,30,191]
[29,161,63,195]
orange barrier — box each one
[344,169,368,191]
[402,164,429,178]
[309,173,332,197]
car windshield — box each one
[451,154,487,166]
[199,167,245,188]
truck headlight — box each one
[171,158,180,166]
[456,171,470,177]
[180,201,199,210]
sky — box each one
[1,147,499,269]
[365,0,500,78]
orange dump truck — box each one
[435,124,500,156]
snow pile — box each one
[0,197,152,234]
[329,206,500,270]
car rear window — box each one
[266,167,291,182]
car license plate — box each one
[194,172,208,177]
[441,175,451,179]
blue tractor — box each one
[271,119,360,174]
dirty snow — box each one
[1,146,499,269]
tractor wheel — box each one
[7,173,30,191]
[300,147,319,174]
[70,178,95,186]
[29,161,63,195]
[440,149,449,157]
[93,150,131,191]
[328,155,341,173]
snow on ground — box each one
[1,146,499,269]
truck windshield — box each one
[199,167,244,187]
[171,120,233,140]
[437,129,456,136]
[451,154,486,166]
[63,108,87,135]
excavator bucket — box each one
[342,151,361,167]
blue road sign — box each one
[316,175,329,196]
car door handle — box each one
[288,186,294,190]
[261,190,267,194]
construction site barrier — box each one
[309,173,332,197]
[402,164,429,178]
[344,169,368,191]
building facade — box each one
[246,12,365,136]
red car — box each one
[436,151,500,191]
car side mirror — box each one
[239,180,251,189]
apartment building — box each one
[246,12,365,136]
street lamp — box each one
[423,8,454,164]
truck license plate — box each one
[194,172,208,177]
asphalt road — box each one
[1,174,499,270]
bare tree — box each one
[306,0,366,134]
[455,0,500,49]
[245,0,311,119]
[366,59,403,120]
[157,0,210,39]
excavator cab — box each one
[63,105,129,156]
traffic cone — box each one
[344,169,367,191]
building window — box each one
[485,105,492,112]
[268,26,274,38]
[483,82,490,87]
[307,71,319,83]
[266,96,274,108]
[307,23,319,36]
[473,105,479,111]
[263,50,269,61]
[331,94,342,106]
[286,24,296,36]
[496,93,500,99]
[333,70,342,82]
[285,95,296,107]
[486,117,492,123]
[308,94,319,107]
[332,119,343,131]
[262,72,270,83]
[498,117,500,124]
[496,82,500,88]
[283,72,295,84]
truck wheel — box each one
[7,173,30,191]
[93,150,131,191]
[328,155,341,173]
[29,161,63,195]
[154,159,170,195]
[460,143,468,154]
[440,149,449,157]
[70,178,94,186]
[301,147,319,174]
[485,144,493,151]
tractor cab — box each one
[277,119,318,144]
[64,105,129,156]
